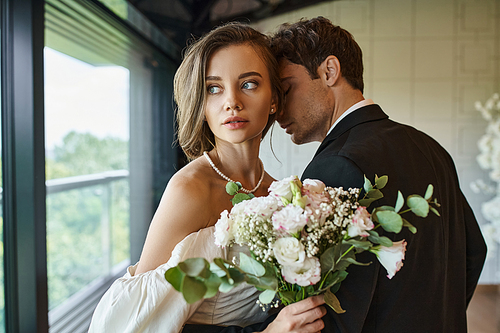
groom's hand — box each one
[261,295,326,333]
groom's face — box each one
[277,59,333,144]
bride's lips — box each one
[223,116,248,129]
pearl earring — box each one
[270,108,275,114]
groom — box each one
[183,17,487,332]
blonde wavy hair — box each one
[174,22,283,160]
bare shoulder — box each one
[155,158,213,233]
[135,158,214,274]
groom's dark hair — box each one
[271,16,364,93]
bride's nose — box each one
[224,89,242,112]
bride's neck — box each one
[207,145,262,186]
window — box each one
[44,1,179,330]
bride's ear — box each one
[270,96,277,115]
[319,55,341,87]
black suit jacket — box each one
[183,104,487,333]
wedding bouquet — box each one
[165,175,440,313]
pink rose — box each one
[347,207,374,237]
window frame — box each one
[1,0,48,331]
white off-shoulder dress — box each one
[88,227,268,333]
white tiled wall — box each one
[255,0,500,283]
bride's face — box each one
[204,43,275,146]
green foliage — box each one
[325,288,345,314]
[165,253,278,304]
[46,131,128,180]
[374,210,403,233]
[46,131,130,310]
[407,195,430,217]
[226,182,240,196]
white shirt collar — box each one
[326,99,374,136]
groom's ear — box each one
[319,55,341,87]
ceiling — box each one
[127,0,330,47]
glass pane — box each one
[44,47,131,310]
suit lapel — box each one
[314,104,389,157]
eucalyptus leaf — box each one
[376,205,395,212]
[164,266,184,292]
[239,252,266,277]
[219,280,235,293]
[378,236,394,247]
[226,182,239,196]
[344,239,372,251]
[376,210,403,233]
[182,276,207,304]
[407,195,429,217]
[232,193,251,205]
[424,184,434,200]
[367,189,384,200]
[430,206,440,216]
[259,289,276,304]
[248,193,255,199]
[178,258,210,278]
[375,175,388,189]
[213,258,233,283]
[204,273,222,299]
[227,267,246,284]
[246,275,278,290]
[363,175,373,193]
[210,261,227,277]
[358,197,377,207]
[402,218,417,234]
[368,230,392,246]
[324,288,345,314]
[395,191,404,213]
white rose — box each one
[347,207,374,237]
[273,237,306,266]
[370,240,407,279]
[272,204,308,234]
[268,176,295,202]
[281,256,321,286]
[214,210,234,247]
[301,179,325,193]
[243,196,279,219]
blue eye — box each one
[208,85,221,94]
[242,81,257,90]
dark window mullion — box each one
[1,0,48,332]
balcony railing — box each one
[46,170,130,333]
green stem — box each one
[398,208,412,215]
[318,270,331,290]
[336,245,355,264]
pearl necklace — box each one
[203,151,265,194]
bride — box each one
[88,23,326,333]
